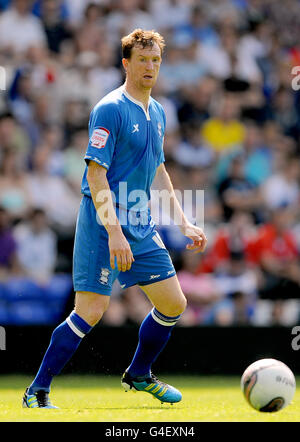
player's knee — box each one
[163,294,187,317]
[75,293,110,326]
[87,302,110,325]
[177,295,187,315]
[84,310,103,327]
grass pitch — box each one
[0,374,299,422]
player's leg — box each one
[127,275,186,376]
[140,274,187,316]
[23,292,109,408]
[122,276,186,403]
[23,195,117,408]
[74,291,110,325]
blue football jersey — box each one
[82,85,166,215]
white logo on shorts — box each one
[150,274,160,280]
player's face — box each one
[125,43,162,91]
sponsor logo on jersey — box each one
[91,127,110,148]
[132,124,139,133]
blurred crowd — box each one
[0,0,300,327]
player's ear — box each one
[122,58,128,73]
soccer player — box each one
[23,29,207,409]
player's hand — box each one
[180,222,207,254]
[108,230,134,272]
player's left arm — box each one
[153,163,207,253]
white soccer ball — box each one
[241,358,296,412]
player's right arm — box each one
[85,102,134,272]
[87,161,134,272]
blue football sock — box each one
[29,311,92,394]
[127,308,181,378]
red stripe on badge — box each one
[90,127,110,149]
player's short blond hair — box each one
[121,29,165,59]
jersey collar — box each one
[121,86,151,121]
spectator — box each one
[57,38,76,69]
[90,42,123,98]
[159,45,190,94]
[63,0,92,29]
[177,76,217,129]
[270,86,300,139]
[201,93,245,154]
[8,66,36,126]
[216,122,273,186]
[198,210,258,274]
[0,148,32,220]
[205,290,255,326]
[0,0,47,55]
[0,111,31,159]
[262,153,300,211]
[237,19,271,83]
[169,40,207,87]
[22,45,57,91]
[255,206,300,324]
[28,92,56,148]
[173,4,219,47]
[34,0,72,53]
[206,251,258,326]
[197,24,263,84]
[160,42,207,95]
[173,121,215,168]
[122,285,152,326]
[149,0,191,32]
[63,127,88,194]
[32,0,69,21]
[14,208,57,283]
[73,2,107,54]
[256,206,300,301]
[240,85,269,124]
[26,145,80,232]
[184,165,222,238]
[0,206,20,278]
[217,153,263,222]
[106,0,153,46]
[61,98,89,145]
[177,250,221,325]
[56,50,101,108]
[35,124,65,176]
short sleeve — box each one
[84,102,120,171]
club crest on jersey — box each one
[91,127,110,148]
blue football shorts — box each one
[73,196,176,296]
